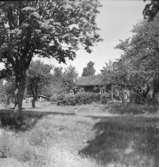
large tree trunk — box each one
[14,73,26,116]
[31,84,38,108]
[152,91,159,104]
[111,85,114,101]
[121,90,125,104]
[150,74,159,104]
[32,97,36,108]
[150,80,159,104]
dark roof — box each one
[76,75,104,86]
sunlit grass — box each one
[0,115,101,167]
[0,103,159,167]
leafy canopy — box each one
[143,0,159,21]
[111,14,159,103]
[82,61,96,76]
[0,0,101,77]
[63,65,78,92]
[27,60,52,98]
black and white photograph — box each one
[0,0,159,166]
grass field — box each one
[0,102,159,167]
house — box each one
[75,75,106,93]
[75,75,131,102]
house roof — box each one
[76,75,104,86]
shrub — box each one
[56,93,65,105]
[50,94,58,103]
[130,92,145,104]
[57,92,100,105]
[100,93,110,104]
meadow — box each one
[0,102,159,167]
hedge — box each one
[57,92,101,105]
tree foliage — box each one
[82,61,96,76]
[27,60,52,108]
[63,65,78,92]
[49,67,64,95]
[101,59,130,89]
[0,0,101,112]
[143,0,159,21]
[50,65,78,95]
[111,14,159,104]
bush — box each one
[57,92,100,105]
[100,93,110,104]
[56,93,65,105]
[50,94,59,103]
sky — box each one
[42,0,146,75]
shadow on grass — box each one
[80,116,159,166]
[107,103,159,115]
[0,109,75,131]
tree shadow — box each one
[0,109,75,132]
[79,116,159,166]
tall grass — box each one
[46,146,101,167]
[0,116,102,167]
[0,130,102,167]
[0,114,156,167]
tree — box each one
[143,0,159,21]
[49,66,78,95]
[63,65,78,92]
[50,67,64,94]
[101,60,130,102]
[101,61,115,86]
[52,67,63,83]
[115,15,159,103]
[4,78,16,106]
[0,80,8,104]
[0,0,101,114]
[82,61,96,76]
[27,60,52,108]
